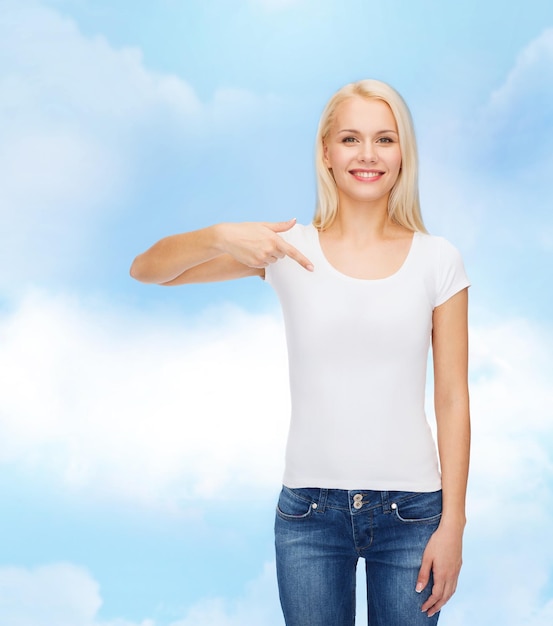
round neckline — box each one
[309,223,418,283]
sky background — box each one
[1,0,552,624]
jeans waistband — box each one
[283,486,441,513]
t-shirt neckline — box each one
[309,223,419,283]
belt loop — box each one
[317,488,328,513]
[381,490,390,513]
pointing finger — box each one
[281,241,314,271]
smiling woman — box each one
[130,79,470,626]
[322,98,403,210]
[314,79,424,234]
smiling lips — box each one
[349,169,385,182]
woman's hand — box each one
[416,523,464,618]
[130,217,313,285]
[216,218,314,271]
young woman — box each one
[130,79,470,626]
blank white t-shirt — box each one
[265,223,470,492]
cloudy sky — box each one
[1,0,552,624]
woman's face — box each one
[323,96,402,208]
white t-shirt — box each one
[265,223,470,492]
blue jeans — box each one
[275,487,442,626]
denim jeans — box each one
[275,487,442,626]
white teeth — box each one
[353,171,381,178]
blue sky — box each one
[1,0,552,624]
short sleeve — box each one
[435,237,470,307]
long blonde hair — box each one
[313,79,426,233]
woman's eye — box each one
[342,136,358,143]
[377,137,394,144]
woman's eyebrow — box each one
[337,128,398,134]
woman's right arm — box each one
[129,218,314,286]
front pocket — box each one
[391,491,442,524]
[276,487,315,521]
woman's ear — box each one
[323,142,331,168]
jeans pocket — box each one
[391,490,442,524]
[276,486,316,521]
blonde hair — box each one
[313,79,426,233]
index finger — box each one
[280,240,314,271]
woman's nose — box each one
[358,142,377,162]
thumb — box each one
[266,218,297,233]
[416,555,432,593]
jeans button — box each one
[353,501,363,510]
[353,493,363,502]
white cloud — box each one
[0,563,101,626]
[0,560,281,626]
[170,561,282,626]
[0,290,289,508]
[0,563,154,626]
[486,28,553,127]
[0,1,282,292]
[420,28,553,259]
[469,318,553,512]
[0,0,282,128]
[476,27,553,177]
[0,2,201,124]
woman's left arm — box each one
[418,287,470,618]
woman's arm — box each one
[129,218,314,285]
[417,287,470,617]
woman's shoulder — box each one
[415,232,464,260]
[414,232,470,297]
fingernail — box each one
[306,264,314,271]
[415,583,424,593]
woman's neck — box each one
[326,195,404,243]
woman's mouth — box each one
[349,169,384,181]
